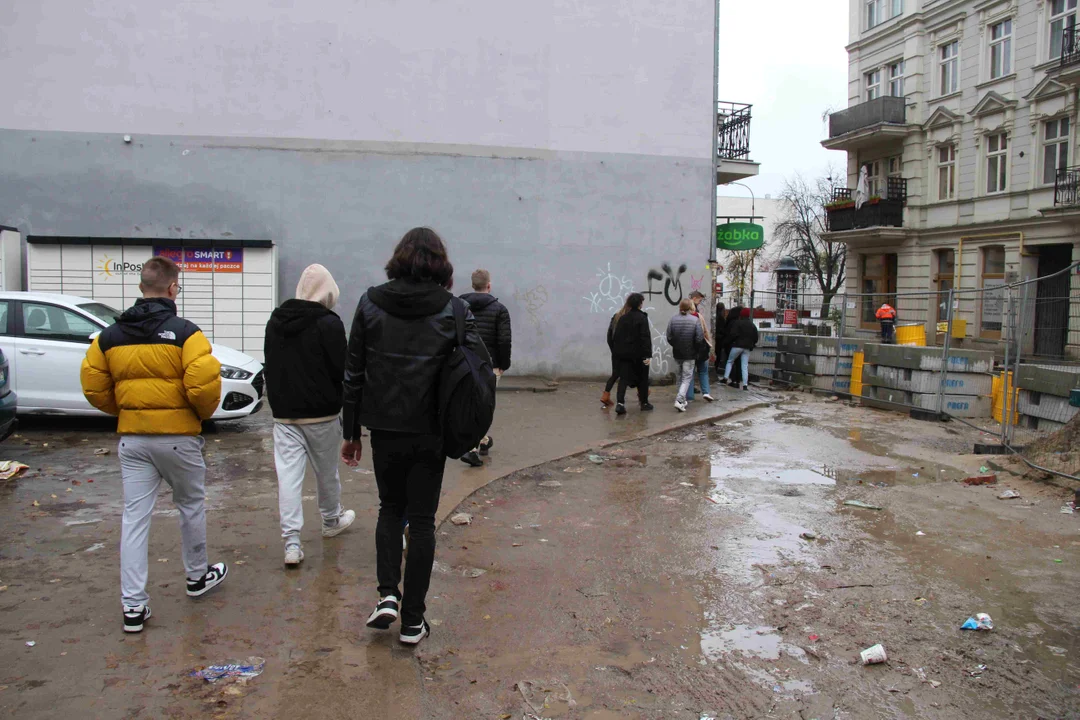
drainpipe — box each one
[709,0,720,267]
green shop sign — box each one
[716,222,764,250]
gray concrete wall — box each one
[0,130,712,377]
[0,0,713,160]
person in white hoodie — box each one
[263,264,355,566]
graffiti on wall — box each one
[647,314,672,376]
[583,263,635,314]
[514,285,549,331]
[581,263,686,376]
[644,263,688,306]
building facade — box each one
[824,0,1080,359]
[0,0,754,373]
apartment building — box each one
[823,0,1080,359]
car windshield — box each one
[77,302,122,326]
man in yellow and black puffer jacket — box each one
[80,255,230,634]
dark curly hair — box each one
[385,227,454,289]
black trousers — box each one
[604,356,619,393]
[370,430,447,627]
[616,359,650,406]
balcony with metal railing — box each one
[716,101,759,184]
[1054,166,1080,207]
[1057,27,1080,84]
[825,177,908,234]
[821,96,910,152]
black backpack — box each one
[438,298,497,458]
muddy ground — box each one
[1,392,1078,719]
[421,400,1080,719]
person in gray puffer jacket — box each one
[665,299,704,412]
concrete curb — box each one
[435,399,773,525]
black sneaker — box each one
[460,451,483,467]
[399,619,430,645]
[479,437,494,456]
[123,604,151,633]
[187,562,229,597]
[641,403,654,411]
[366,595,400,629]
[615,403,627,416]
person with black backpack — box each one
[340,227,492,647]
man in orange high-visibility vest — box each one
[875,303,897,344]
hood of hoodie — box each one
[459,292,498,312]
[367,279,453,319]
[118,298,178,338]
[296,264,340,309]
[269,299,334,337]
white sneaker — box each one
[399,619,430,645]
[284,544,304,566]
[322,509,356,538]
[675,401,687,412]
[366,595,400,629]
[703,394,715,402]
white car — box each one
[0,292,264,421]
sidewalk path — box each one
[432,379,771,523]
[0,379,772,720]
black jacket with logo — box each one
[263,299,347,420]
[342,279,490,440]
[459,292,512,371]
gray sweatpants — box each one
[119,435,208,608]
[273,419,343,544]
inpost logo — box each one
[96,255,144,279]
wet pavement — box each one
[0,381,764,719]
[421,399,1080,719]
[2,385,1078,718]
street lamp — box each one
[721,181,758,308]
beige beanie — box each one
[295,264,340,309]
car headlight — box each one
[220,365,253,381]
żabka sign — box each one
[716,222,764,251]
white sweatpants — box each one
[273,419,344,543]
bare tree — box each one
[774,171,846,320]
[723,245,765,308]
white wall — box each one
[0,0,715,159]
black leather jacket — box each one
[342,279,489,440]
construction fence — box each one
[738,262,1080,478]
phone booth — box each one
[775,256,800,327]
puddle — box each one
[701,623,807,663]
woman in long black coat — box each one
[609,293,654,415]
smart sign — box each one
[716,222,764,250]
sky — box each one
[718,0,850,200]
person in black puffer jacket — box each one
[722,309,759,390]
[459,269,512,465]
[609,293,654,415]
[720,305,744,385]
[341,227,489,647]
[264,264,355,567]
